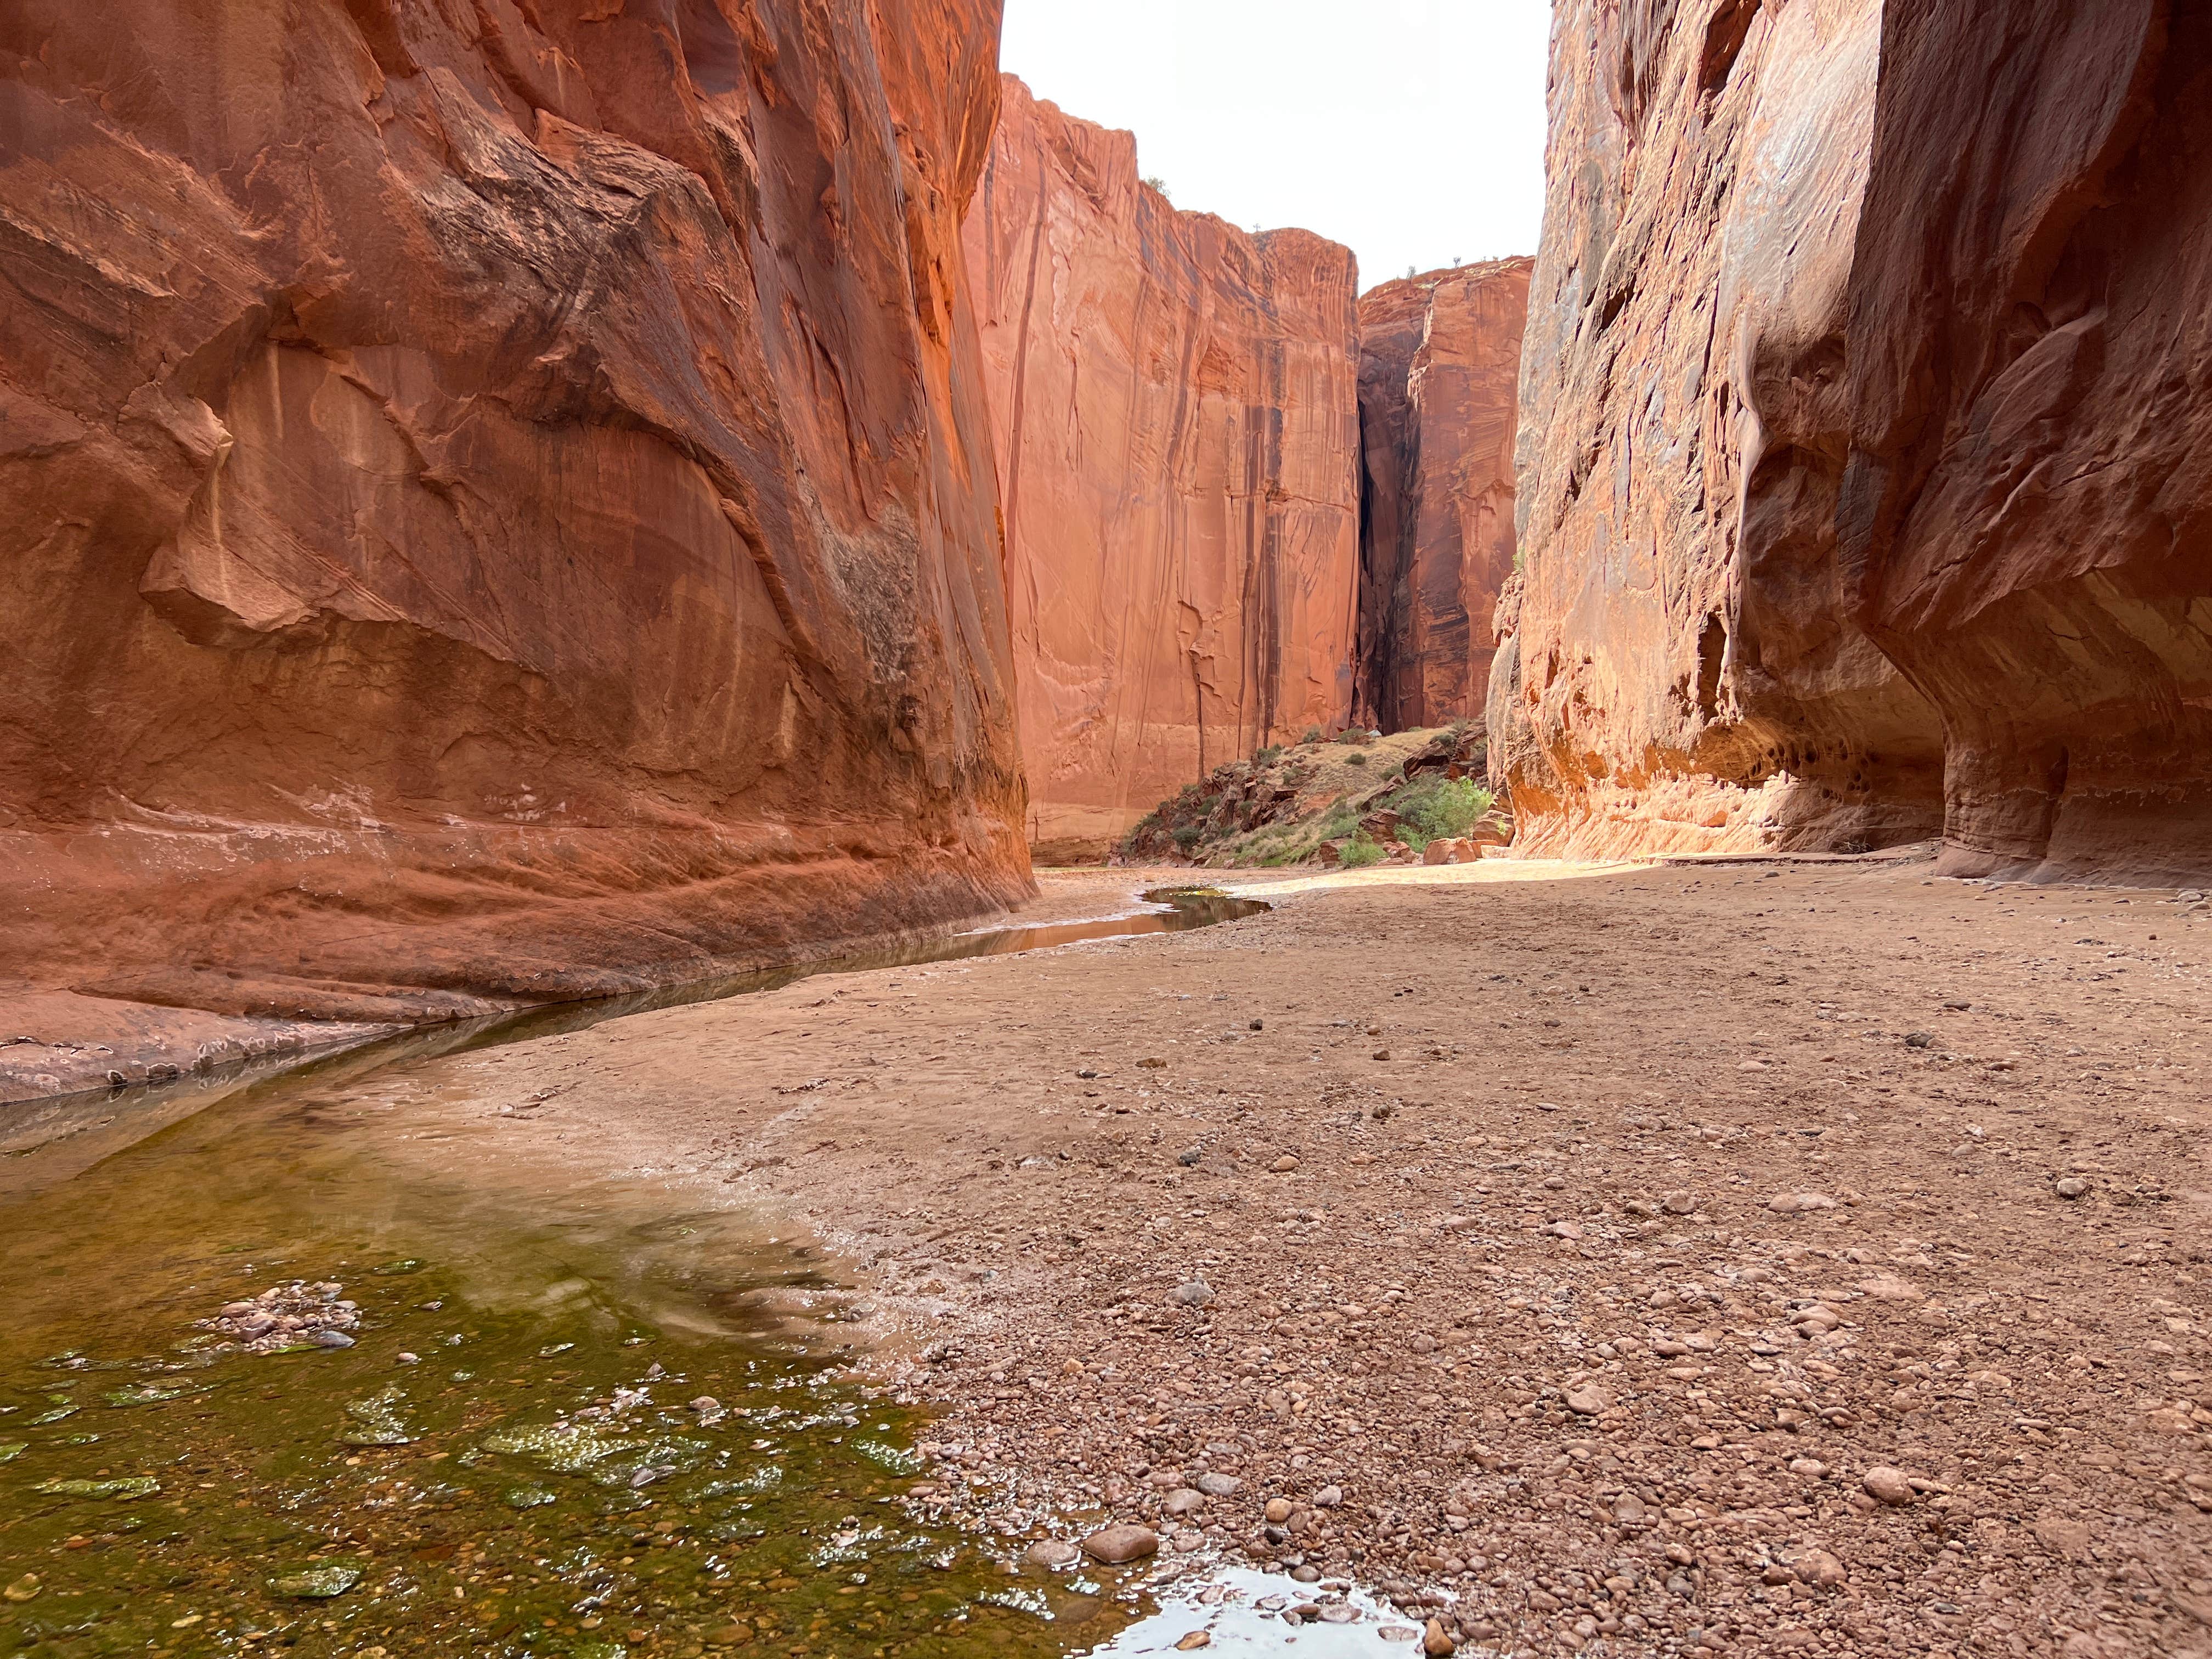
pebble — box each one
[395,1352,420,1365]
[1271,1155,1301,1173]
[1862,1465,1915,1505]
[1661,1192,1696,1215]
[1175,1633,1210,1651]
[1767,1192,1836,1214]
[1379,1626,1420,1643]
[1171,1281,1215,1306]
[2055,1177,2090,1198]
[1565,1384,1614,1415]
[1265,1497,1294,1522]
[1163,1487,1205,1516]
[690,1396,721,1413]
[1424,1616,1457,1655]
[1313,1485,1344,1508]
[1195,1471,1241,1497]
[1024,1539,1080,1568]
[309,1329,354,1348]
[1796,1549,1846,1586]
[1080,1524,1159,1565]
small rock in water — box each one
[1080,1525,1159,1565]
[1025,1539,1080,1568]
[1176,1633,1211,1651]
[504,1486,557,1510]
[310,1329,354,1348]
[395,1352,420,1365]
[2,1575,40,1604]
[1290,1565,1322,1583]
[1379,1626,1421,1643]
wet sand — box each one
[370,855,2212,1657]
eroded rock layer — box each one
[1355,259,1531,732]
[963,76,1362,861]
[1496,0,2212,881]
[0,0,1030,1075]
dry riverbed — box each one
[375,854,2211,1657]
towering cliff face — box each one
[0,0,1029,1073]
[1494,0,1944,862]
[1496,0,2212,882]
[1841,0,2212,882]
[1355,259,1531,732]
[963,76,1362,861]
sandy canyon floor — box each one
[371,853,2210,1657]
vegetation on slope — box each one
[1116,724,1505,868]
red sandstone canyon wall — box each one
[1493,0,1944,862]
[0,0,1030,1093]
[1839,0,2212,883]
[1355,259,1531,732]
[1495,0,2212,882]
[962,76,1362,861]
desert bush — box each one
[1385,774,1492,851]
[1339,832,1385,869]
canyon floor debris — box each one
[383,855,2211,1657]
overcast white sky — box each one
[1000,0,1550,292]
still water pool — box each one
[0,892,1269,1659]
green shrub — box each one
[1339,832,1385,869]
[1385,774,1493,852]
[1346,752,1368,767]
[1254,744,1283,766]
[1301,726,1323,745]
[1170,826,1203,848]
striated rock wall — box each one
[1355,259,1531,732]
[1841,0,2212,883]
[963,76,1362,861]
[0,0,1030,1084]
[1494,0,1944,863]
[1496,0,2212,882]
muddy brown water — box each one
[0,891,1270,1659]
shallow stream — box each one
[0,891,1274,1659]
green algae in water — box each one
[0,1035,1154,1659]
[31,1476,159,1499]
[337,1383,414,1446]
[0,1442,24,1463]
[267,1560,363,1598]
